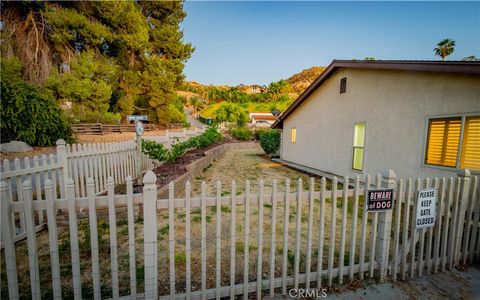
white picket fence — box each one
[0,127,204,244]
[1,169,478,299]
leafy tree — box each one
[1,1,193,125]
[46,50,120,123]
[213,102,249,126]
[434,38,456,60]
[266,80,291,101]
[189,96,205,116]
[1,57,73,146]
[463,55,479,61]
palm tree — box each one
[434,39,456,60]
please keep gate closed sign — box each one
[415,188,437,229]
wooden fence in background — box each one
[1,169,478,299]
[71,123,185,135]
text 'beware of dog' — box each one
[366,189,394,212]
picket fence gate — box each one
[0,127,204,245]
[1,168,479,299]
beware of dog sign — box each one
[415,188,437,229]
[366,189,394,212]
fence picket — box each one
[108,177,120,299]
[349,176,360,281]
[293,178,303,290]
[448,178,461,269]
[168,181,176,296]
[369,175,381,278]
[143,171,158,299]
[14,158,26,233]
[23,179,40,300]
[359,175,370,280]
[185,181,192,299]
[78,148,86,197]
[256,179,264,299]
[433,178,446,273]
[456,175,471,265]
[216,181,222,300]
[72,149,81,197]
[33,156,44,225]
[441,178,454,272]
[101,144,108,192]
[468,177,479,264]
[409,179,420,277]
[281,179,290,294]
[93,144,101,193]
[338,176,349,284]
[316,177,326,287]
[269,179,277,297]
[426,178,438,274]
[201,181,207,300]
[230,181,237,299]
[1,181,19,299]
[328,176,337,286]
[392,179,403,281]
[243,180,251,299]
[401,179,412,280]
[305,178,314,289]
[462,177,474,264]
[87,178,101,300]
[66,178,82,299]
[418,178,429,276]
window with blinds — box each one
[425,115,480,171]
[460,116,480,170]
[425,118,461,167]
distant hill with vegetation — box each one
[180,65,326,120]
[286,66,326,94]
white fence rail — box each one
[0,127,204,245]
[1,169,478,299]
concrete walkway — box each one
[185,108,205,129]
[269,265,480,299]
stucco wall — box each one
[281,68,480,179]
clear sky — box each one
[181,1,480,86]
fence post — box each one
[1,181,19,299]
[455,169,471,265]
[143,171,158,299]
[376,169,396,282]
[56,139,68,198]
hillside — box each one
[286,66,326,94]
[180,65,326,118]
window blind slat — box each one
[460,116,480,170]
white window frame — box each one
[351,122,367,172]
[422,112,480,174]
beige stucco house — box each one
[272,60,480,179]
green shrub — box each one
[254,128,269,140]
[259,129,281,155]
[230,127,253,140]
[142,127,223,163]
[0,57,74,146]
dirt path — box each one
[189,143,321,196]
